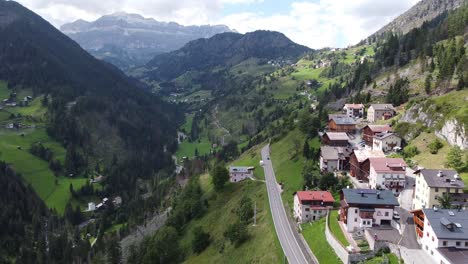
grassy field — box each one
[181,147,282,263]
[270,129,320,207]
[0,128,85,214]
[408,131,468,189]
[0,80,10,99]
[302,218,342,264]
[230,144,265,180]
[176,136,213,160]
[329,210,349,247]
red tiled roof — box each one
[296,191,335,203]
[369,157,407,173]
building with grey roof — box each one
[229,166,254,183]
[413,208,468,264]
[319,146,352,172]
[413,169,465,210]
[340,189,399,232]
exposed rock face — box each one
[401,104,467,149]
[61,12,233,69]
[371,0,464,37]
[436,119,468,150]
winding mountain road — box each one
[261,145,311,264]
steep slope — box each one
[61,12,232,69]
[371,0,464,37]
[144,30,311,82]
[0,1,179,196]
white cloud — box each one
[16,0,420,48]
[216,0,420,48]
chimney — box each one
[433,205,438,212]
[377,192,381,199]
[360,191,364,197]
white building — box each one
[229,166,254,182]
[367,104,395,123]
[413,208,468,264]
[372,133,402,152]
[369,157,407,194]
[412,169,465,210]
[87,202,96,211]
[340,189,399,232]
[293,191,334,223]
[343,104,365,118]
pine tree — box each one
[424,74,432,94]
[457,74,465,90]
[303,140,310,159]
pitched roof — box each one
[369,157,407,173]
[229,166,254,173]
[369,104,394,111]
[353,148,385,162]
[417,169,465,189]
[321,146,352,160]
[423,208,468,240]
[296,191,335,203]
[341,188,399,206]
[344,104,364,110]
[325,132,349,141]
[328,114,348,121]
[332,117,356,125]
[374,132,400,140]
[366,125,393,133]
[437,248,468,264]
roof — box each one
[437,247,468,264]
[417,169,465,189]
[369,157,407,173]
[332,117,357,125]
[423,208,468,240]
[374,132,400,140]
[296,191,335,203]
[321,146,353,160]
[369,104,394,111]
[325,132,349,141]
[344,104,364,110]
[353,148,385,163]
[229,166,254,173]
[341,189,399,206]
[328,114,348,121]
[366,125,393,133]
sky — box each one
[16,0,421,48]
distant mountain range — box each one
[61,12,233,69]
[143,30,311,82]
[372,0,464,37]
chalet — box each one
[294,191,334,223]
[412,208,468,264]
[373,132,402,152]
[340,189,399,232]
[349,148,385,180]
[321,132,350,146]
[362,125,393,146]
[367,104,395,123]
[229,166,254,182]
[343,104,364,118]
[319,146,352,172]
[413,169,465,210]
[328,117,357,133]
[368,157,407,194]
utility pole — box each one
[253,201,257,226]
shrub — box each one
[403,146,419,159]
[224,221,249,247]
[428,139,443,154]
[191,226,211,254]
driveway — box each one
[261,145,311,264]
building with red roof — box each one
[293,191,334,223]
[369,157,407,194]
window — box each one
[427,232,429,237]
[447,188,451,193]
[456,189,460,193]
[456,241,461,246]
[355,218,357,222]
[425,245,428,250]
[306,215,309,218]
[355,209,358,213]
[465,242,468,247]
[305,208,310,212]
[385,212,389,216]
[431,250,433,256]
[443,241,447,246]
[432,236,434,241]
[435,188,439,192]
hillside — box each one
[370,0,464,38]
[141,30,311,83]
[61,12,232,69]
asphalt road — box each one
[261,145,309,264]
